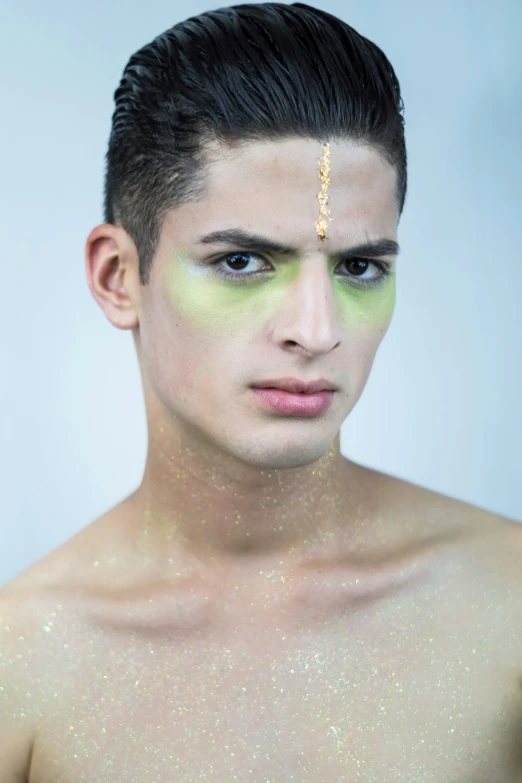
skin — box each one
[84,137,400,580]
[3,137,522,782]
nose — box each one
[272,260,342,356]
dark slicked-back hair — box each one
[103,2,407,286]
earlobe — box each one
[85,224,140,331]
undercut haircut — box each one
[103,2,407,286]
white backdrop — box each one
[1,0,521,587]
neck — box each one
[125,422,361,574]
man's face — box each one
[134,138,399,469]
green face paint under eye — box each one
[166,249,395,337]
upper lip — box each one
[251,377,338,394]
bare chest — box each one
[28,561,522,782]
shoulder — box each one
[0,593,42,780]
[460,507,522,584]
[364,462,519,532]
[387,474,522,662]
[1,498,136,601]
[400,477,522,628]
[356,462,522,576]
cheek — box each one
[334,273,396,333]
[164,257,296,335]
[336,278,396,392]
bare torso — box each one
[4,466,522,782]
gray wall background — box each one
[1,0,521,587]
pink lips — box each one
[251,387,334,416]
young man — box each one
[2,3,521,781]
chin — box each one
[228,435,336,471]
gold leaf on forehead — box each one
[314,142,333,241]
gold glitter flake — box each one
[314,142,333,241]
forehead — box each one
[163,138,398,252]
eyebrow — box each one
[196,228,400,259]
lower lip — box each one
[250,387,335,416]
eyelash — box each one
[209,252,392,288]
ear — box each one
[85,223,140,330]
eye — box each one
[209,252,392,287]
[343,258,382,280]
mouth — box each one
[250,386,335,416]
[250,377,338,394]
